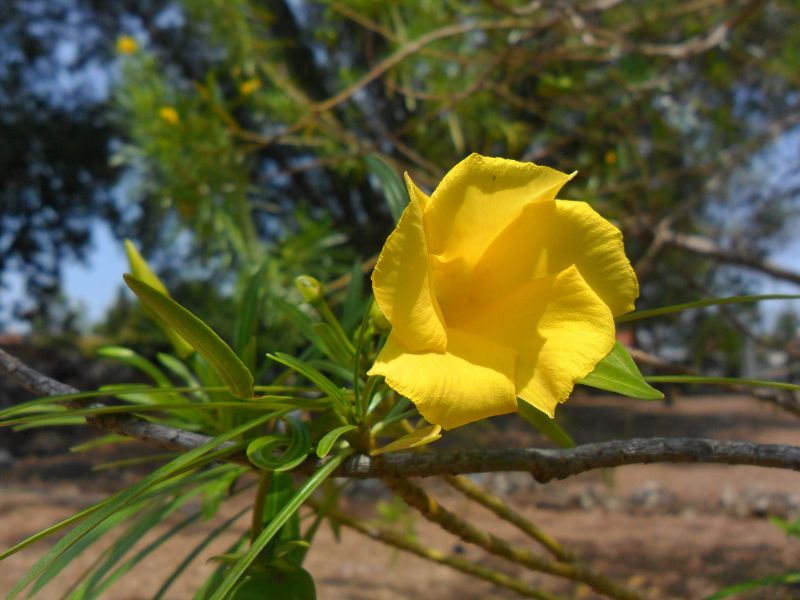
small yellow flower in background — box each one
[604,150,618,165]
[368,154,638,429]
[116,36,138,55]
[158,106,180,125]
[239,78,261,96]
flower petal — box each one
[553,200,639,316]
[514,267,616,417]
[371,178,447,353]
[424,154,573,268]
[463,199,637,317]
[368,329,518,430]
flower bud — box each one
[295,275,323,303]
[370,302,391,331]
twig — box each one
[306,498,564,600]
[4,349,800,480]
[442,475,572,562]
[385,478,643,600]
[326,438,800,481]
[0,347,235,457]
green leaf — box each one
[365,154,407,223]
[311,323,354,365]
[340,261,365,333]
[645,375,800,392]
[578,342,664,400]
[268,353,349,414]
[124,239,194,358]
[230,566,315,600]
[208,450,353,600]
[617,294,800,323]
[234,265,266,357]
[97,346,173,388]
[154,508,250,600]
[84,508,201,599]
[247,417,312,472]
[316,425,357,458]
[124,274,254,399]
[704,572,800,600]
[69,493,195,599]
[5,415,278,598]
[371,424,442,456]
[516,401,575,448]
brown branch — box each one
[386,478,643,600]
[4,349,800,480]
[306,498,564,600]
[0,347,232,457]
[329,437,800,481]
[661,231,800,286]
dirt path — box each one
[2,395,800,599]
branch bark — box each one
[0,347,226,456]
[330,437,800,481]
[3,348,800,481]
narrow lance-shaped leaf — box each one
[516,401,575,448]
[365,154,407,223]
[124,274,254,400]
[124,240,194,358]
[578,341,664,400]
[208,450,353,600]
[617,293,800,323]
[234,264,266,356]
[645,375,800,392]
[316,425,357,458]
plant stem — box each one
[250,471,273,543]
[386,478,644,600]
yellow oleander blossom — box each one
[368,154,638,429]
[116,36,138,55]
[158,106,180,125]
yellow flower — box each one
[116,36,138,55]
[368,154,638,429]
[239,78,262,96]
[604,150,618,165]
[158,106,180,125]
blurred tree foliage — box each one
[4,0,800,370]
[111,0,799,364]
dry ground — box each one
[2,394,800,599]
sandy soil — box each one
[2,394,800,599]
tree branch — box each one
[3,348,800,481]
[331,437,800,481]
[661,230,800,286]
[0,347,227,457]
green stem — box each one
[311,297,355,353]
[250,471,273,543]
[353,296,374,420]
